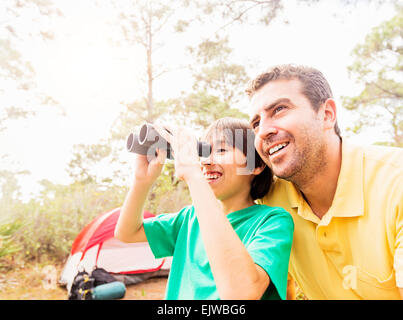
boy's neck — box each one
[219,195,255,216]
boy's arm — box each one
[154,125,271,299]
[114,151,165,243]
[114,180,150,243]
[186,172,270,300]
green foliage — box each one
[5,181,127,263]
[188,37,249,105]
[0,220,22,264]
[0,170,27,204]
[343,6,403,146]
[0,165,191,266]
[195,0,284,30]
[0,0,61,131]
[67,143,113,184]
[145,163,192,214]
[111,99,174,142]
[176,37,249,129]
[181,91,248,128]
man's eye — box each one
[273,105,287,114]
[216,148,227,153]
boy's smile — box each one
[200,138,253,202]
[203,170,223,184]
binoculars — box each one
[126,123,211,160]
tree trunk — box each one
[146,2,154,122]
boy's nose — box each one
[200,153,214,166]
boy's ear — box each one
[251,164,265,176]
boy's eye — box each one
[251,120,259,129]
[216,148,227,153]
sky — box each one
[0,0,397,201]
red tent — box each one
[59,208,171,290]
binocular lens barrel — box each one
[126,123,211,160]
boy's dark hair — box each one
[203,117,273,200]
[246,64,341,138]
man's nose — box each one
[257,119,278,140]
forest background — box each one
[0,0,401,299]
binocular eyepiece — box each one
[126,123,211,160]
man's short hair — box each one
[246,64,341,137]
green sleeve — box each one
[247,209,294,300]
[143,206,188,259]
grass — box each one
[0,261,66,300]
[0,258,306,300]
[0,259,167,300]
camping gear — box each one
[91,267,117,287]
[68,268,126,300]
[68,270,94,300]
[59,207,171,294]
[92,281,126,300]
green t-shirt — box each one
[143,204,294,300]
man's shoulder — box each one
[349,142,403,199]
[352,142,403,171]
[359,144,403,186]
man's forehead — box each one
[247,79,304,117]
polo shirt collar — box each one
[286,140,365,220]
[286,181,321,224]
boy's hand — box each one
[132,148,166,186]
[153,124,201,181]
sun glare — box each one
[33,3,144,115]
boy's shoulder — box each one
[248,205,294,236]
[163,204,194,217]
[253,204,294,224]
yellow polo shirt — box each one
[259,141,403,299]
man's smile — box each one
[268,141,289,156]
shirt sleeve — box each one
[246,209,294,300]
[143,207,187,259]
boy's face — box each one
[249,79,327,182]
[200,135,253,201]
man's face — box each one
[249,79,326,182]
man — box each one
[246,64,403,299]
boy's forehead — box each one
[212,139,228,146]
[208,136,228,146]
[205,129,230,143]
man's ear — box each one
[322,98,337,131]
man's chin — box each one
[274,173,293,181]
[271,165,297,181]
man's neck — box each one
[297,137,342,220]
